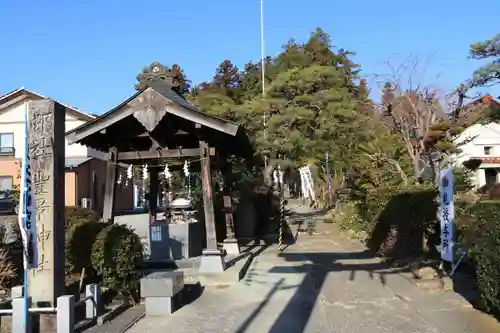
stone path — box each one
[126,212,499,333]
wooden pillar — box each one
[200,140,217,250]
[148,165,159,224]
[222,161,240,254]
[197,129,225,272]
[102,148,117,222]
[27,99,66,331]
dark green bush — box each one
[464,201,500,313]
[91,224,143,304]
[65,206,101,228]
[64,207,105,276]
[455,200,498,252]
[65,220,108,275]
[365,187,436,260]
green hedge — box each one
[65,220,109,275]
[462,201,500,314]
[91,224,143,304]
[64,207,107,276]
[350,185,436,260]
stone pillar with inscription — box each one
[27,100,66,311]
[222,162,240,255]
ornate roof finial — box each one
[135,62,176,91]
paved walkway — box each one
[127,219,499,333]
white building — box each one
[453,122,500,188]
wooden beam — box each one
[102,148,118,222]
[117,148,215,161]
[166,103,239,136]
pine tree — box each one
[381,82,395,106]
[212,60,242,102]
[193,28,385,184]
[470,34,500,87]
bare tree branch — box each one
[363,153,409,187]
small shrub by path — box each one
[91,224,143,305]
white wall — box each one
[454,124,500,163]
[453,123,500,188]
[0,99,93,158]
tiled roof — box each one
[470,156,500,164]
[457,97,500,126]
[0,87,95,121]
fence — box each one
[0,283,101,333]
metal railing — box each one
[0,283,101,333]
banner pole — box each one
[22,101,30,330]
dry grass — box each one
[0,248,15,332]
[0,248,16,292]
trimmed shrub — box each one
[364,186,436,260]
[463,201,500,314]
[91,224,143,304]
[455,200,496,253]
[65,220,108,275]
[64,207,105,276]
[65,206,101,228]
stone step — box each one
[414,278,445,291]
[138,258,196,270]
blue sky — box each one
[0,0,498,114]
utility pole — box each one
[260,0,268,168]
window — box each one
[0,133,14,154]
[484,146,493,155]
[0,176,13,194]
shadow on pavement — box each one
[234,249,412,333]
[234,278,286,333]
[269,251,412,332]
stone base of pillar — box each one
[223,238,240,255]
[199,249,225,273]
